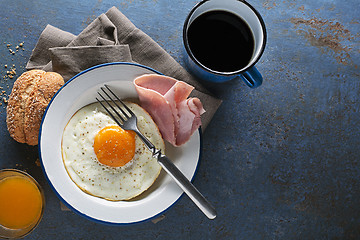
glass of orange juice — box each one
[0,169,45,239]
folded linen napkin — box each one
[26,6,221,129]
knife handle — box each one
[157,154,217,219]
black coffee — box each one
[187,10,254,72]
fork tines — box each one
[96,85,132,126]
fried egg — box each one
[61,101,164,201]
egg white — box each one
[61,101,164,201]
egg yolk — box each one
[94,126,136,167]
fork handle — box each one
[157,154,217,219]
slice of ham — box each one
[134,74,205,146]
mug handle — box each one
[238,66,263,88]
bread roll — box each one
[6,70,64,145]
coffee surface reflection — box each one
[187,10,254,73]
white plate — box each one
[39,62,201,225]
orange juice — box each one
[0,175,43,229]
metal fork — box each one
[96,85,216,219]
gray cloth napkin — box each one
[26,6,221,129]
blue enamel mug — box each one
[183,0,267,88]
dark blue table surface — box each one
[0,0,359,239]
